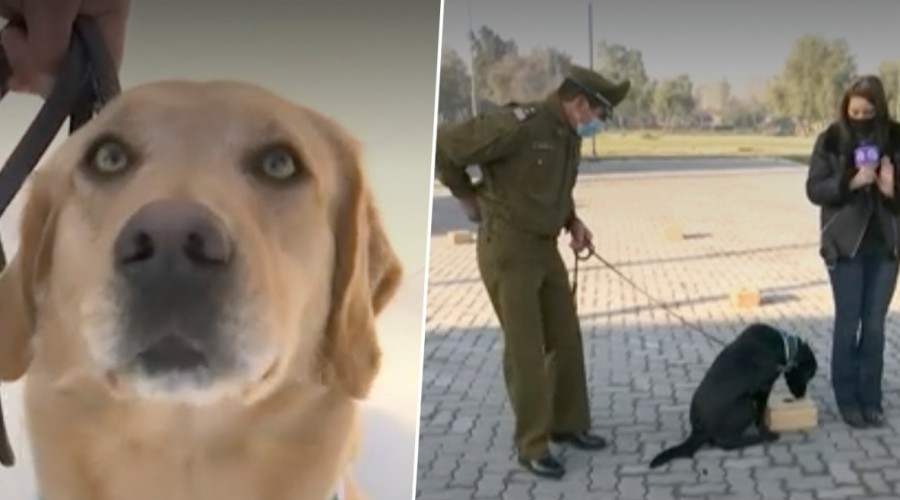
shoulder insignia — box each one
[512,106,537,122]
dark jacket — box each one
[806,121,900,265]
[434,93,581,237]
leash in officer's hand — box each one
[0,16,120,219]
[570,245,727,348]
[0,15,121,468]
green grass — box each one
[582,131,815,159]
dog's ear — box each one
[0,169,63,379]
[0,168,66,467]
[797,339,818,372]
[319,134,403,400]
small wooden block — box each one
[448,230,476,244]
[765,394,818,432]
[662,225,683,241]
[729,286,761,309]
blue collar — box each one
[777,328,799,372]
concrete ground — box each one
[417,158,900,500]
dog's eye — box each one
[259,147,299,181]
[85,138,132,175]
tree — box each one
[767,34,857,134]
[721,97,767,130]
[596,41,652,128]
[878,60,900,120]
[484,47,572,104]
[652,74,695,130]
[695,78,732,125]
[469,26,518,105]
[438,48,472,124]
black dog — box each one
[649,323,817,469]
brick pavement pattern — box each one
[416,159,900,500]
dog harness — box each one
[776,328,799,372]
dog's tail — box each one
[649,432,704,469]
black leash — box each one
[0,16,120,220]
[0,15,121,468]
[571,247,728,347]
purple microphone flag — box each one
[855,144,880,167]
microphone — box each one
[855,144,880,196]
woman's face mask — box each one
[847,96,877,138]
[848,117,875,137]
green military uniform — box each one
[434,66,630,460]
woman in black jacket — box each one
[806,75,900,428]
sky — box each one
[441,0,900,97]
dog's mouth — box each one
[136,335,209,374]
[102,331,226,402]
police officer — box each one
[434,65,630,479]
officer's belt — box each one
[482,217,559,242]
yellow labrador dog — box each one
[0,80,402,500]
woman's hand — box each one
[850,166,878,191]
[877,156,896,198]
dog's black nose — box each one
[114,199,232,280]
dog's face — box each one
[784,340,817,399]
[0,80,402,407]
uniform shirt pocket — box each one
[523,140,565,203]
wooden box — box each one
[730,287,761,309]
[448,230,476,245]
[765,394,818,432]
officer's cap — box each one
[564,65,631,109]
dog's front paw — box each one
[761,430,780,442]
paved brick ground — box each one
[416,159,900,500]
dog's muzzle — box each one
[113,199,235,375]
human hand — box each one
[567,217,594,254]
[0,0,130,97]
[458,196,481,223]
[878,156,895,198]
[850,166,877,190]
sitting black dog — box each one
[649,323,817,469]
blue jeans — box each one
[828,254,900,412]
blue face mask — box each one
[576,117,604,138]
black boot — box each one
[517,453,565,479]
[862,407,886,428]
[550,431,609,451]
[840,408,868,429]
